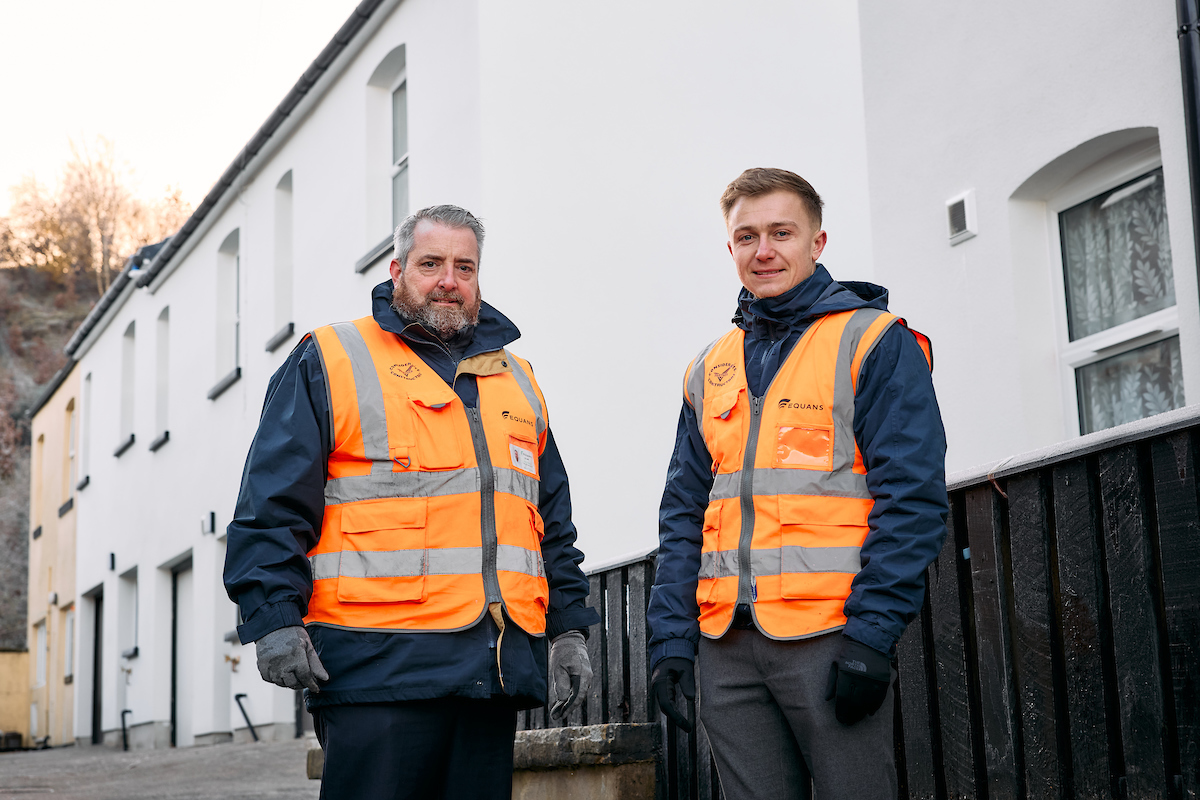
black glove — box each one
[651,657,696,733]
[255,626,329,692]
[824,636,891,725]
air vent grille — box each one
[948,200,968,236]
[946,190,977,245]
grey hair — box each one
[392,205,486,270]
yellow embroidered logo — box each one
[706,362,738,387]
[389,362,422,380]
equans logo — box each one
[706,362,738,387]
[777,398,825,411]
[502,410,535,427]
[389,362,422,380]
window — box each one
[364,45,408,262]
[118,569,138,659]
[392,79,409,227]
[64,608,75,680]
[211,229,242,399]
[153,307,169,449]
[270,172,295,352]
[33,434,44,531]
[117,321,136,454]
[35,620,47,687]
[1053,161,1181,434]
[80,373,91,487]
[63,400,76,500]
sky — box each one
[0,0,362,216]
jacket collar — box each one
[370,279,521,358]
[733,264,890,340]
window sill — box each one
[113,434,135,458]
[207,367,242,401]
[64,674,73,685]
[265,322,295,353]
[121,646,139,660]
[149,431,170,452]
[31,525,42,540]
[76,475,90,491]
[58,498,73,518]
[355,235,393,275]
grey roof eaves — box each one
[63,0,394,357]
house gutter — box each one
[1177,0,1200,292]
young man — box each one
[225,205,598,800]
[648,169,948,800]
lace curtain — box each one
[1060,168,1173,340]
[1077,336,1184,434]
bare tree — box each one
[1,137,192,297]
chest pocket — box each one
[704,387,746,471]
[407,383,464,470]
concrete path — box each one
[0,738,320,799]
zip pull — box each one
[751,395,763,416]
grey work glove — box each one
[548,630,592,719]
[255,626,329,693]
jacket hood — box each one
[370,279,521,357]
[734,264,889,339]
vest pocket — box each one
[705,387,745,470]
[335,500,429,604]
[507,433,539,478]
[408,397,465,470]
[776,495,862,601]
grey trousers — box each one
[698,629,896,800]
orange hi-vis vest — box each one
[304,317,551,636]
[687,308,932,640]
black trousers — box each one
[313,698,518,800]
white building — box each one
[60,0,1199,748]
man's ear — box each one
[811,230,827,262]
[389,259,403,283]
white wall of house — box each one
[858,0,1196,473]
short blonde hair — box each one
[720,168,823,228]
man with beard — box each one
[224,205,598,800]
[647,170,947,800]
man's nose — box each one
[436,264,458,287]
[755,238,775,260]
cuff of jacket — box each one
[649,638,698,671]
[842,616,898,657]
[545,605,601,640]
[237,600,306,645]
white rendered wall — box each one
[858,0,1196,473]
[476,0,875,565]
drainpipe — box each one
[120,710,132,751]
[234,694,259,742]
[1177,0,1200,289]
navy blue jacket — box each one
[647,265,948,665]
[224,280,599,709]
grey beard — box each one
[391,279,481,341]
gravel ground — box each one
[0,737,321,799]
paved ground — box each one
[0,737,321,799]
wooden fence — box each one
[518,409,1200,800]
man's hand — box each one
[548,631,592,719]
[255,626,329,692]
[651,657,695,732]
[824,636,891,725]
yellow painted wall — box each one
[27,365,80,746]
[0,651,30,745]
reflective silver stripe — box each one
[310,552,341,581]
[324,468,479,505]
[331,322,392,481]
[310,544,542,582]
[496,544,544,578]
[831,309,894,474]
[494,467,539,505]
[697,549,740,581]
[686,337,723,411]
[506,351,546,439]
[709,468,869,502]
[773,545,861,575]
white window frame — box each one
[390,68,409,228]
[1045,143,1175,436]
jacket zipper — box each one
[466,407,502,604]
[737,395,764,609]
